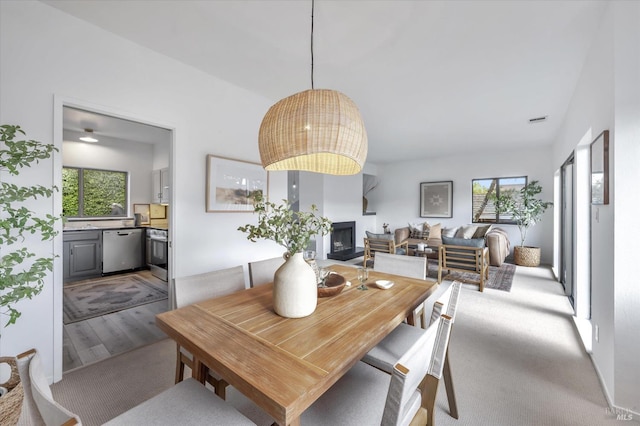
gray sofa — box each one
[394,224,511,267]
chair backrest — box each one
[381,315,453,426]
[248,256,285,288]
[373,252,426,280]
[429,281,462,326]
[17,349,81,425]
[175,265,245,308]
[364,237,396,256]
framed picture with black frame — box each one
[420,181,453,218]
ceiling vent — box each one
[529,116,548,124]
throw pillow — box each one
[442,226,459,238]
[472,224,492,239]
[442,235,485,248]
[428,223,442,240]
[366,231,393,241]
[455,225,478,239]
[408,222,427,232]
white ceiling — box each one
[48,0,607,164]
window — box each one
[472,176,527,224]
[63,167,128,218]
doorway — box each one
[560,153,575,309]
[59,103,173,372]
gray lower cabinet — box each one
[63,230,102,281]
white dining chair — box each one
[227,314,453,426]
[174,265,246,398]
[248,256,285,288]
[16,349,82,425]
[103,378,256,425]
[362,281,462,419]
[373,252,428,327]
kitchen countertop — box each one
[63,226,148,232]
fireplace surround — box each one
[327,221,364,261]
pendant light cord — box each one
[311,0,315,90]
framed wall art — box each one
[133,203,150,225]
[590,130,609,205]
[420,181,453,218]
[206,155,269,212]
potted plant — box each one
[0,124,59,419]
[238,192,332,318]
[493,180,552,267]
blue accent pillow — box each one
[441,235,485,248]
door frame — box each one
[52,95,176,381]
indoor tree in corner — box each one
[493,180,552,267]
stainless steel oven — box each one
[146,228,168,281]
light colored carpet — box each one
[52,266,620,425]
[52,339,176,426]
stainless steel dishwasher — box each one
[102,229,144,274]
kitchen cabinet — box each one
[63,230,102,281]
[152,167,170,204]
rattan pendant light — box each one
[258,1,367,175]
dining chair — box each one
[174,265,246,398]
[373,252,428,327]
[104,378,256,425]
[227,314,453,426]
[305,314,453,426]
[362,281,462,419]
[248,256,284,288]
[16,348,82,425]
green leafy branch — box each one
[238,192,332,255]
[1,124,59,327]
[492,180,553,246]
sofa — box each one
[394,223,511,267]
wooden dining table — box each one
[155,264,438,426]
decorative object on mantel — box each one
[493,180,553,267]
[420,181,453,218]
[0,125,59,330]
[238,193,332,318]
[590,130,609,205]
[258,0,367,176]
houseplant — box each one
[0,124,58,419]
[493,180,552,266]
[1,124,59,329]
[238,192,332,318]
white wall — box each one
[375,147,555,263]
[550,1,640,413]
[63,139,154,209]
[0,1,284,380]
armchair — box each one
[363,232,408,267]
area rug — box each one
[427,260,516,292]
[63,274,168,324]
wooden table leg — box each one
[443,350,459,419]
[191,358,206,384]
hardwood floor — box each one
[63,270,169,372]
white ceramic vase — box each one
[273,252,318,318]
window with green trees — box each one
[472,176,527,224]
[63,167,128,218]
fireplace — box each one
[327,221,364,261]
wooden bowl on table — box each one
[317,273,346,298]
